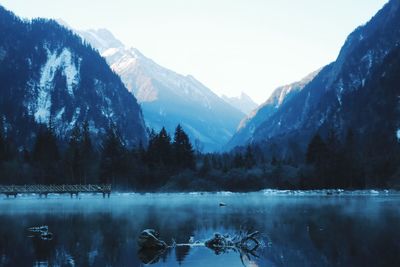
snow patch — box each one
[101,47,119,57]
[70,107,81,128]
[336,79,344,105]
[111,57,136,73]
[55,107,65,121]
[361,51,373,72]
[277,86,292,107]
[35,48,80,124]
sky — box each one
[0,0,389,104]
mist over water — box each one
[0,192,399,266]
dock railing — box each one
[0,184,112,198]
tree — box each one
[306,134,327,165]
[342,129,365,188]
[233,153,244,169]
[0,125,6,163]
[99,125,127,185]
[305,134,330,188]
[324,129,342,188]
[32,125,60,184]
[32,125,60,163]
[158,127,173,166]
[81,121,96,184]
[200,155,211,176]
[244,145,256,169]
[64,123,83,184]
[0,119,14,163]
[81,121,93,158]
[146,127,173,167]
[173,125,195,170]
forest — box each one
[0,120,399,191]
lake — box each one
[0,191,399,267]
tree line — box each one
[1,121,399,191]
[0,122,196,191]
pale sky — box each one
[0,0,389,104]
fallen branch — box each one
[137,229,262,265]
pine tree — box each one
[158,127,173,166]
[81,121,95,184]
[99,125,126,185]
[32,125,60,184]
[146,127,172,166]
[65,123,83,184]
[145,129,158,165]
[33,125,60,163]
[0,118,13,163]
[306,134,327,165]
[200,155,211,175]
[233,153,244,169]
[326,128,340,156]
[0,125,6,163]
[81,121,93,158]
[244,145,256,169]
[173,125,195,170]
[324,128,343,188]
[343,128,365,188]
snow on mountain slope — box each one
[35,47,80,123]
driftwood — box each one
[27,225,53,241]
[137,229,262,265]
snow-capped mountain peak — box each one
[74,27,245,151]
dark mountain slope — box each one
[229,0,400,161]
[0,6,147,148]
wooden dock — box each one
[0,184,112,198]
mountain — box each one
[221,92,258,115]
[77,29,245,152]
[225,69,320,150]
[0,6,147,148]
[227,0,400,158]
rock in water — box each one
[137,229,167,249]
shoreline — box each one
[1,188,400,199]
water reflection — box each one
[0,193,399,266]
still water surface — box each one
[0,191,399,267]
